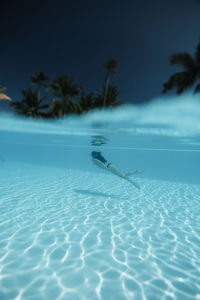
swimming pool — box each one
[0,95,200,299]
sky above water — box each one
[1,0,200,107]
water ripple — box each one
[0,162,199,299]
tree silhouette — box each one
[8,60,123,118]
[95,85,122,108]
[10,89,48,118]
[31,71,49,101]
[48,98,63,118]
[47,74,81,116]
[163,39,200,94]
[103,58,119,107]
[77,92,97,113]
[77,86,122,113]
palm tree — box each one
[47,74,81,116]
[48,98,63,118]
[49,98,80,118]
[31,71,48,101]
[10,89,48,118]
[105,85,123,107]
[77,86,122,113]
[103,58,119,107]
[77,92,97,113]
[96,85,122,108]
[163,40,200,94]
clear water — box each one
[0,95,200,300]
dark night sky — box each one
[1,0,200,109]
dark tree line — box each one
[2,38,200,118]
[2,58,123,119]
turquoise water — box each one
[0,95,200,299]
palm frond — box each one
[48,75,81,99]
[163,71,196,94]
[169,53,196,71]
[78,92,96,112]
[31,71,48,86]
[195,40,200,65]
[194,82,200,93]
[104,58,119,75]
[10,88,47,117]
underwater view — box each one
[0,95,200,300]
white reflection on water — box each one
[0,93,200,138]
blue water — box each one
[0,95,200,299]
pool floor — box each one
[0,162,200,300]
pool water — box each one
[0,95,200,299]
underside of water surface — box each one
[0,95,200,299]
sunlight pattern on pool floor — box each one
[0,162,200,300]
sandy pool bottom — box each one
[0,162,200,300]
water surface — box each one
[0,95,200,299]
